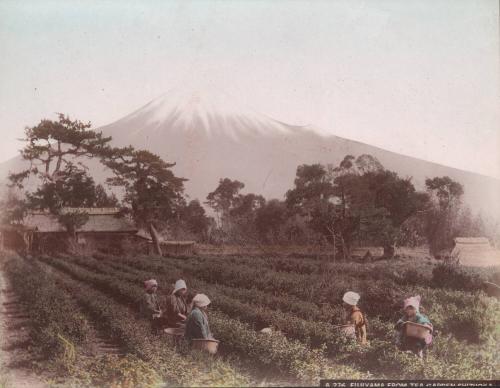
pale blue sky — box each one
[0,0,498,178]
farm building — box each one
[451,237,500,267]
[1,208,142,254]
[0,208,197,256]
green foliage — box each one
[178,199,211,239]
[205,178,245,226]
[3,255,91,360]
[431,262,483,291]
[8,114,111,190]
[57,211,90,236]
[255,199,288,242]
[5,249,499,383]
[37,255,251,386]
[104,148,186,229]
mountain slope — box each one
[1,89,499,218]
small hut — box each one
[21,207,139,254]
[451,237,500,267]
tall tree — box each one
[104,148,186,254]
[205,178,245,228]
[94,184,119,207]
[255,199,288,243]
[286,163,348,257]
[424,176,464,256]
[9,114,111,189]
[351,171,429,257]
[180,200,211,239]
[5,115,115,245]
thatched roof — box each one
[454,237,490,245]
[23,208,137,234]
[452,237,500,267]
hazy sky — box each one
[0,0,498,178]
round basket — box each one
[339,324,356,338]
[191,338,220,354]
[164,327,184,337]
[403,321,432,340]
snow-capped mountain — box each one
[113,88,295,140]
[2,88,499,219]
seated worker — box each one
[395,295,433,358]
[164,279,190,328]
[184,293,213,341]
[342,291,368,345]
[143,279,162,331]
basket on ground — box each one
[191,338,220,354]
[339,324,356,338]
[403,321,432,339]
[164,327,184,337]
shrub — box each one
[431,262,483,291]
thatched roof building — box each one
[23,207,137,234]
[451,237,500,267]
[0,208,139,253]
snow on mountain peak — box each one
[118,87,297,139]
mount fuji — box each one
[1,88,499,218]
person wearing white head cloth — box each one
[142,279,162,331]
[164,279,190,328]
[342,291,368,345]
[185,294,213,341]
[395,295,433,358]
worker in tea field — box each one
[185,293,213,341]
[395,295,433,358]
[164,279,190,329]
[342,291,368,345]
[143,279,163,331]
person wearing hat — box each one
[184,294,213,342]
[342,291,368,345]
[143,279,162,331]
[395,295,433,358]
[164,279,190,328]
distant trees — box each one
[424,176,464,255]
[286,155,429,258]
[255,199,288,243]
[178,200,212,240]
[3,113,488,258]
[423,176,464,256]
[205,178,265,243]
[205,178,245,228]
[203,155,434,257]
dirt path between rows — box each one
[0,271,47,388]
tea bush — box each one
[8,250,498,383]
[431,262,484,291]
[3,256,91,360]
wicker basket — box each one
[403,321,432,339]
[339,324,356,338]
[164,327,184,337]
[191,339,220,354]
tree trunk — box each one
[340,235,350,260]
[149,223,163,256]
[383,243,395,259]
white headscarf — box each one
[172,279,187,295]
[342,291,360,306]
[404,295,421,312]
[192,293,211,308]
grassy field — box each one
[1,251,499,387]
